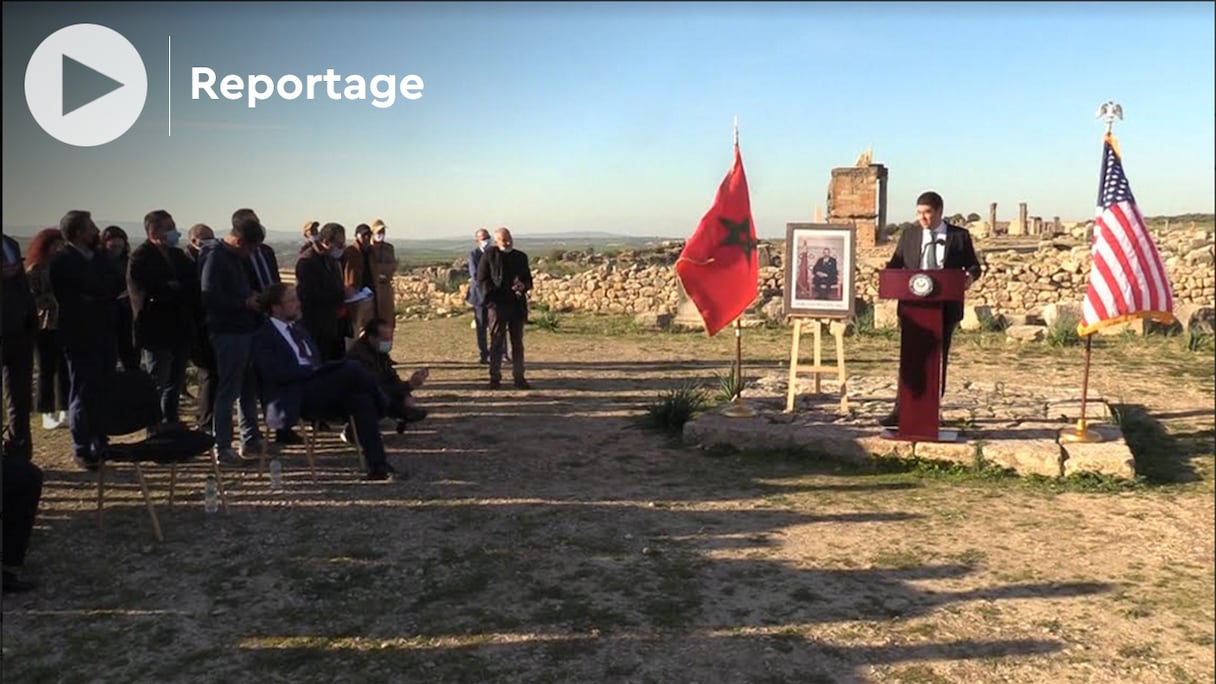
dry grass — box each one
[2,314,1212,683]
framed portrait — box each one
[783,222,856,319]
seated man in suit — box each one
[346,317,429,434]
[251,283,400,481]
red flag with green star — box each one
[675,142,759,336]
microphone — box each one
[920,238,945,269]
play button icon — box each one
[25,23,148,147]
[62,54,126,116]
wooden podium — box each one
[877,268,969,442]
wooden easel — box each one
[785,317,849,413]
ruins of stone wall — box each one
[826,165,887,250]
[390,226,1215,323]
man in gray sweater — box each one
[200,210,266,463]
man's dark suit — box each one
[50,244,125,458]
[2,235,36,452]
[245,243,281,294]
[477,246,532,385]
[466,245,489,362]
[129,241,200,423]
[811,255,839,299]
[251,319,389,475]
[294,248,346,362]
[885,222,982,397]
[186,244,217,429]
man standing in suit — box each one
[186,224,219,432]
[477,226,533,389]
[50,210,126,468]
[252,283,397,481]
[466,227,492,364]
[2,233,37,458]
[243,210,281,295]
[880,191,982,427]
[128,210,199,428]
[295,222,353,363]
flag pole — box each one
[723,114,756,418]
[1062,102,1121,445]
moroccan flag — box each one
[675,143,759,336]
[1077,134,1176,336]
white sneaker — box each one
[41,413,62,430]
[57,410,67,423]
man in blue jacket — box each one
[465,227,492,364]
[252,283,398,481]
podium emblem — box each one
[908,273,935,298]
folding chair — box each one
[299,414,365,482]
[94,369,220,541]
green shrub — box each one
[1046,312,1082,348]
[637,383,710,434]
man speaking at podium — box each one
[879,191,982,428]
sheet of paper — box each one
[345,286,373,304]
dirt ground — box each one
[3,314,1213,684]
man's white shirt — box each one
[921,221,948,269]
[271,317,311,366]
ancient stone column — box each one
[1019,203,1028,234]
[989,203,998,234]
[1053,216,1060,235]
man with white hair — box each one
[475,227,532,389]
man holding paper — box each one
[342,223,381,344]
[295,222,352,362]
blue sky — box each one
[3,1,1213,239]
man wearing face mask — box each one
[49,210,126,469]
[295,222,354,364]
[128,210,200,430]
[476,226,533,389]
[201,210,268,464]
[186,224,219,432]
[465,227,492,364]
[346,317,428,433]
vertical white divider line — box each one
[170,33,175,136]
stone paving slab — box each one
[683,374,1137,480]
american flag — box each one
[1078,135,1176,336]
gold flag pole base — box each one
[722,396,757,418]
[1059,419,1106,443]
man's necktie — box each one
[288,322,315,365]
[925,234,940,270]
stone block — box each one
[1040,301,1083,327]
[1060,427,1136,480]
[634,312,672,330]
[1006,324,1046,342]
[980,439,1064,478]
[913,441,977,465]
[1175,303,1215,334]
[960,305,1002,331]
[856,435,915,459]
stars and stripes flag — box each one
[1077,134,1176,336]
